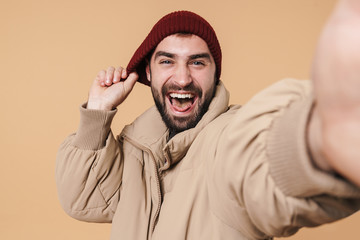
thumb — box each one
[123,72,138,93]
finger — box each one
[113,67,122,83]
[96,70,106,87]
[105,66,115,86]
[121,69,127,80]
[123,72,138,94]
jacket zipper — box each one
[122,135,162,234]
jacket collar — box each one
[121,81,230,169]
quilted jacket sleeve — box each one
[212,79,360,238]
[56,105,123,223]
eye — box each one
[191,60,205,66]
[160,59,172,64]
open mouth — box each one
[168,92,197,113]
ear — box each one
[145,63,151,82]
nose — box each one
[173,64,192,88]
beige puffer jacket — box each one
[56,80,360,240]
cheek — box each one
[151,67,173,86]
[193,72,215,92]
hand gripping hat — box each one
[126,10,222,86]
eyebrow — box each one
[189,53,211,61]
[154,51,175,59]
[154,51,212,61]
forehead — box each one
[153,34,212,58]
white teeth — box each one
[169,93,194,99]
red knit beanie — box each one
[126,10,222,86]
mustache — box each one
[161,82,203,98]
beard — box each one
[151,79,216,137]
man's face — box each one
[146,34,217,134]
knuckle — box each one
[98,69,106,76]
[97,70,106,80]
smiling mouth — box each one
[168,92,196,112]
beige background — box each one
[1,0,360,239]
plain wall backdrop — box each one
[1,0,360,239]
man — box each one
[56,1,360,239]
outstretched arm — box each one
[309,0,360,186]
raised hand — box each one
[87,66,138,110]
